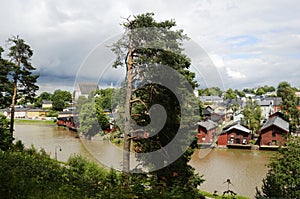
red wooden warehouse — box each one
[259,112,289,147]
[196,119,218,144]
[218,122,251,147]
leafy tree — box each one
[112,12,203,195]
[0,114,13,151]
[76,95,88,113]
[256,137,300,198]
[243,88,255,94]
[94,95,110,130]
[34,91,52,107]
[95,88,114,110]
[6,36,39,135]
[262,85,275,93]
[0,47,13,109]
[277,81,300,132]
[51,90,72,111]
[242,99,262,135]
[255,87,265,96]
[198,87,222,97]
[79,101,100,139]
[234,89,245,98]
[78,92,110,138]
[224,88,237,99]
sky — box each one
[1,0,300,93]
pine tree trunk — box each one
[123,29,134,173]
[9,55,20,138]
[9,77,17,135]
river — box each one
[14,124,275,198]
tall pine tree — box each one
[112,13,203,196]
[6,36,39,135]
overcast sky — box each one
[1,0,300,93]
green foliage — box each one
[51,89,72,111]
[242,99,262,134]
[256,137,300,198]
[2,36,39,137]
[276,81,300,132]
[95,88,115,110]
[243,88,255,94]
[34,91,52,107]
[255,87,265,96]
[0,114,13,151]
[234,89,245,98]
[199,190,250,199]
[79,101,100,139]
[77,91,110,137]
[225,88,237,99]
[6,36,40,104]
[0,144,205,198]
[198,87,223,97]
[0,47,13,108]
[46,110,59,117]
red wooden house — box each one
[196,120,218,144]
[259,112,289,147]
[218,123,251,147]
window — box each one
[272,132,276,138]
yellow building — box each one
[27,109,49,119]
[42,100,53,109]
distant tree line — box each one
[198,85,280,99]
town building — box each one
[196,119,218,144]
[4,108,28,118]
[42,100,53,109]
[199,95,223,104]
[74,82,99,100]
[259,112,289,148]
[218,122,251,147]
[27,109,49,119]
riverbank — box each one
[14,119,56,125]
[200,190,250,199]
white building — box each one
[74,82,99,100]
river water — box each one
[14,124,274,198]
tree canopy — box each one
[5,36,39,135]
[256,137,300,198]
[276,81,300,132]
[242,99,262,134]
[51,90,72,111]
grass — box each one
[14,119,56,125]
[199,190,250,199]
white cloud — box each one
[1,0,300,91]
[208,54,225,68]
[226,67,246,80]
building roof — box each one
[263,97,282,106]
[197,119,218,131]
[222,123,251,134]
[261,115,289,132]
[221,99,244,107]
[5,108,29,113]
[27,109,49,112]
[42,100,53,104]
[258,100,273,106]
[204,106,214,115]
[78,83,98,95]
[199,96,223,102]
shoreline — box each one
[14,119,56,125]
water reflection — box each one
[190,148,274,198]
[14,124,92,162]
